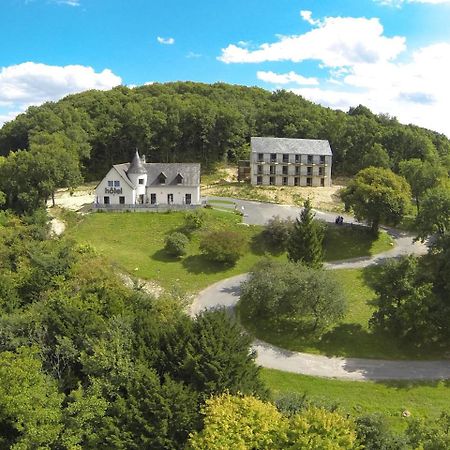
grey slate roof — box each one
[251,137,332,156]
[127,150,147,174]
[114,162,201,187]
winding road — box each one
[189,198,450,381]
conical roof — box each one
[127,150,147,175]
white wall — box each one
[95,168,135,205]
[145,185,200,205]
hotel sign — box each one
[105,187,122,195]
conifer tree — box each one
[287,199,324,268]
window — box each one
[104,196,110,204]
[158,173,167,184]
[321,178,325,187]
[318,167,324,176]
[107,181,113,187]
[307,177,312,186]
[114,180,120,187]
[269,165,276,175]
[295,166,300,175]
[257,165,263,175]
[175,173,184,184]
[320,155,325,164]
[138,194,144,204]
[150,193,156,204]
[282,154,289,163]
[167,194,174,204]
[294,177,300,186]
[282,165,288,175]
[295,154,301,163]
[119,196,125,204]
[307,155,313,164]
[270,153,277,162]
[282,177,288,186]
[138,178,144,185]
[257,153,264,162]
[256,176,263,185]
[185,193,192,205]
[269,176,275,185]
[307,167,313,176]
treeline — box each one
[1,82,450,182]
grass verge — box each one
[262,368,450,432]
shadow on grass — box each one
[151,248,181,263]
[324,224,378,261]
[250,232,285,256]
[361,264,385,290]
[182,254,230,274]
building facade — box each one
[250,137,332,187]
[95,151,201,207]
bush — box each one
[199,230,246,264]
[183,210,205,231]
[164,232,189,257]
[263,216,294,251]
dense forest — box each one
[1,81,449,181]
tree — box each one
[240,260,347,334]
[399,158,444,211]
[287,199,324,268]
[199,230,246,265]
[0,347,63,449]
[164,232,189,257]
[361,143,391,169]
[416,185,450,240]
[341,167,411,233]
[406,412,450,450]
[263,215,294,251]
[161,309,267,399]
[187,393,359,450]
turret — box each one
[127,150,147,203]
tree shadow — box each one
[151,248,180,263]
[182,254,230,274]
[250,232,285,256]
[362,264,385,290]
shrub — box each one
[199,230,246,264]
[183,210,205,231]
[263,215,294,251]
[164,232,189,257]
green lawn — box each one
[240,269,446,360]
[67,210,394,295]
[324,224,393,261]
[262,368,450,432]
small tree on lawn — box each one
[287,199,324,268]
[165,232,189,257]
[199,230,246,265]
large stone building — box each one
[250,137,332,187]
[95,151,201,207]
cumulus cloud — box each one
[292,42,450,135]
[0,62,121,126]
[257,70,318,86]
[157,36,175,45]
[218,16,405,66]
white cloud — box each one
[218,16,405,66]
[53,0,80,6]
[0,62,121,126]
[186,51,202,59]
[300,10,321,26]
[291,42,450,136]
[157,36,175,45]
[257,70,318,86]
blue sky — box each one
[1,0,450,135]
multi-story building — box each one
[250,137,332,187]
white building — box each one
[95,151,201,207]
[250,137,332,187]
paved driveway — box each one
[191,198,445,381]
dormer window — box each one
[158,172,167,184]
[175,173,184,184]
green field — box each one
[67,210,393,294]
[240,268,445,360]
[262,368,450,432]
